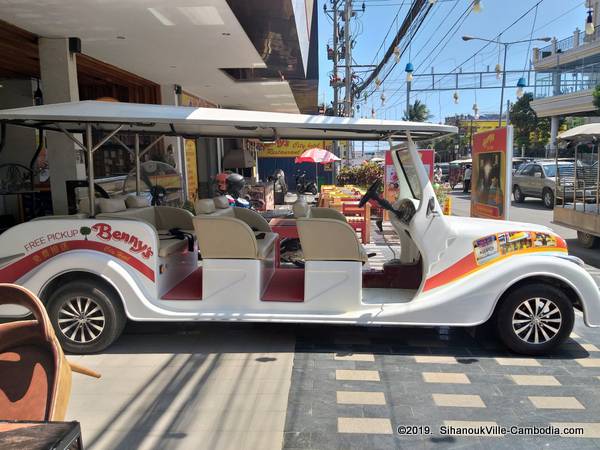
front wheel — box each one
[47,280,126,354]
[496,283,574,355]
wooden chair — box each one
[342,200,370,244]
[0,284,99,421]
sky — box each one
[316,0,588,124]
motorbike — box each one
[295,170,318,195]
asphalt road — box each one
[450,190,600,269]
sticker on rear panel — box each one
[473,235,499,265]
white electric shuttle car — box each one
[0,101,598,355]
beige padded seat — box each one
[195,197,271,232]
[193,216,277,260]
[297,217,368,262]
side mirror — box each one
[534,172,542,178]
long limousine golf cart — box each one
[0,101,599,356]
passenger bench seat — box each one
[193,216,277,260]
[296,217,368,262]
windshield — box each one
[543,164,572,177]
[395,148,422,200]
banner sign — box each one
[470,126,513,220]
[258,139,333,158]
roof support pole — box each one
[85,123,95,217]
[135,134,141,195]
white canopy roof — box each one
[558,124,600,142]
[0,101,456,142]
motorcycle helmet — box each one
[225,172,245,198]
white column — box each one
[39,38,85,214]
[160,84,185,198]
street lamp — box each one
[462,35,551,127]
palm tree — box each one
[403,100,432,122]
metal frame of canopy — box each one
[0,101,457,216]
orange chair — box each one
[0,284,99,421]
[342,200,370,244]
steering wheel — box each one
[396,198,417,225]
[359,179,382,207]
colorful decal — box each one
[1,223,157,283]
[474,231,560,266]
[423,231,567,292]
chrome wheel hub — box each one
[512,297,562,344]
[58,296,105,344]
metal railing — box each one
[534,60,600,99]
[539,28,600,58]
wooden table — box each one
[0,420,83,450]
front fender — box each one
[402,254,600,327]
[500,254,600,327]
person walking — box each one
[463,164,472,193]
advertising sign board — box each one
[470,127,513,220]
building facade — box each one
[0,0,318,220]
[530,0,600,150]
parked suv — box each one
[512,160,573,209]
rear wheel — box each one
[513,185,525,203]
[542,188,554,209]
[47,280,126,354]
[577,231,599,249]
[496,283,573,355]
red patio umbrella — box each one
[294,148,340,190]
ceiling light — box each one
[147,8,175,26]
[516,77,527,98]
[586,9,595,36]
[178,6,224,26]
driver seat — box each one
[296,217,368,263]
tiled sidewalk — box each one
[283,321,600,449]
[67,323,295,450]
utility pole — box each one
[332,1,340,117]
[343,0,353,118]
[498,42,508,127]
[343,1,354,163]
